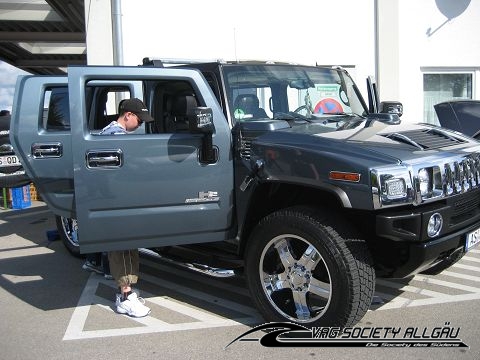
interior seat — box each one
[233,94,268,120]
[165,94,198,132]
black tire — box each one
[245,206,375,328]
[55,215,82,257]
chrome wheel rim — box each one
[60,217,79,247]
[259,234,332,323]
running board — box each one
[139,248,237,278]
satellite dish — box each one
[435,0,471,19]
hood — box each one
[235,119,480,210]
[250,120,480,167]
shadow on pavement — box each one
[0,203,260,329]
[0,203,88,311]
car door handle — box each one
[86,150,123,168]
[31,142,63,158]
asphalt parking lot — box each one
[1,201,480,360]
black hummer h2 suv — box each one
[10,58,480,328]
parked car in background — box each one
[0,110,30,188]
[435,100,480,139]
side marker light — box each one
[329,171,361,182]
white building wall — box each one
[119,0,375,65]
[119,0,376,96]
[375,0,400,101]
[380,0,480,123]
[84,0,115,65]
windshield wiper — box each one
[273,112,313,123]
[322,112,365,118]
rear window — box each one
[44,87,70,130]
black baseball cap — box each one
[119,98,154,123]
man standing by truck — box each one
[100,98,154,318]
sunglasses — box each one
[130,112,143,126]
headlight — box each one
[418,168,430,196]
[371,166,414,208]
[415,166,443,200]
[384,177,407,198]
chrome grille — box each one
[413,152,480,204]
[442,154,480,196]
[372,151,480,209]
[450,192,480,225]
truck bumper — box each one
[372,191,480,278]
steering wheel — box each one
[294,105,309,116]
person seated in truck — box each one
[100,98,155,317]
[233,94,268,120]
[100,98,153,134]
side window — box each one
[42,84,138,133]
[84,83,139,134]
[89,88,132,133]
[43,86,70,131]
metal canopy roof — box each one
[0,0,86,75]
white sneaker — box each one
[116,292,151,317]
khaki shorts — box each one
[108,250,139,287]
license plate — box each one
[466,227,480,252]
[0,155,21,167]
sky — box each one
[0,61,28,112]
[0,0,374,115]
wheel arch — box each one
[238,181,350,257]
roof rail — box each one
[142,57,225,67]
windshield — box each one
[222,64,367,124]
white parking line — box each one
[413,274,480,292]
[63,273,260,341]
[376,279,450,298]
[377,291,480,310]
[462,255,480,263]
[0,246,53,260]
[374,260,480,311]
[63,251,479,340]
[441,270,480,282]
[452,263,480,272]
[1,274,43,284]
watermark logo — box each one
[225,322,469,349]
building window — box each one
[423,72,473,125]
